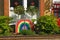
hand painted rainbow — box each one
[16,20,34,33]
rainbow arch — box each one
[16,20,34,33]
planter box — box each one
[0,35,60,40]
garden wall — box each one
[0,35,60,40]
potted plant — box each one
[27,2,39,20]
[14,5,24,19]
[27,6,39,16]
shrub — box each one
[34,15,60,35]
[0,16,12,36]
[20,30,35,35]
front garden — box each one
[0,15,60,36]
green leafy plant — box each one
[20,30,35,35]
[27,6,39,16]
[0,16,12,36]
[14,5,24,15]
[34,15,60,35]
[31,19,36,23]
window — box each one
[10,0,23,7]
[52,0,60,18]
[27,0,39,8]
[54,5,56,8]
[10,0,39,25]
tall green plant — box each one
[34,15,60,34]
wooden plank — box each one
[0,35,60,40]
[40,0,44,16]
[4,0,9,16]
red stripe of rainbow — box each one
[16,20,24,33]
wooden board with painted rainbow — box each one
[15,19,34,33]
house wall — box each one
[0,0,4,16]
